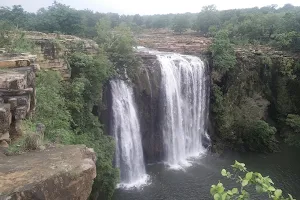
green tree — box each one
[211,161,295,200]
[172,15,190,34]
[66,53,118,199]
[284,114,300,146]
[34,71,74,144]
[35,2,83,35]
[210,30,236,73]
[96,20,139,77]
[193,5,220,34]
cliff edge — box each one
[0,145,96,200]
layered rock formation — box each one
[0,53,38,147]
[25,31,99,79]
[0,145,96,200]
[136,29,212,55]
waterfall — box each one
[110,79,148,188]
[157,53,208,168]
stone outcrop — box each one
[0,53,38,146]
[0,145,96,200]
[136,29,212,55]
[25,31,99,79]
[132,52,164,163]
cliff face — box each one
[0,145,96,200]
[0,53,38,147]
[132,53,164,163]
[136,29,211,55]
[25,31,99,79]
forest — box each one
[1,2,299,51]
[1,2,300,200]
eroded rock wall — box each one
[0,53,38,147]
[25,31,99,79]
[132,53,164,163]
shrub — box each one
[211,161,295,200]
[210,30,236,73]
[284,114,300,146]
[243,120,277,152]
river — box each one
[113,145,300,200]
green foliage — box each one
[1,3,300,52]
[75,133,118,199]
[27,54,117,199]
[7,120,45,154]
[0,21,35,53]
[211,161,295,200]
[35,2,83,35]
[193,5,220,34]
[171,15,189,34]
[34,71,74,144]
[67,52,117,199]
[96,20,139,79]
[284,114,300,146]
[210,30,236,73]
[242,120,278,152]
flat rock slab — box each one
[0,145,96,200]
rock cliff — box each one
[0,53,38,147]
[136,29,212,55]
[25,31,99,79]
[0,145,96,200]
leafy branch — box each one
[210,161,295,200]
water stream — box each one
[110,79,148,188]
[158,53,208,168]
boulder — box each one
[0,140,9,148]
[0,145,96,200]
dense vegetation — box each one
[30,60,119,198]
[211,161,295,200]
[1,3,299,51]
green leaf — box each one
[214,193,221,200]
[221,193,227,200]
[226,172,231,177]
[288,194,295,200]
[217,182,224,188]
[254,172,263,178]
[266,177,274,185]
[221,169,227,176]
[217,185,225,193]
[268,186,275,191]
[255,185,263,193]
[245,172,253,180]
[242,180,248,187]
[232,188,238,194]
[210,185,217,195]
[274,189,282,197]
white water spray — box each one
[157,53,208,168]
[110,79,148,188]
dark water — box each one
[113,146,300,200]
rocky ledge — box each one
[0,145,96,200]
[136,29,212,55]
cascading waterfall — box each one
[157,53,208,168]
[110,79,148,188]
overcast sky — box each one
[1,0,300,15]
